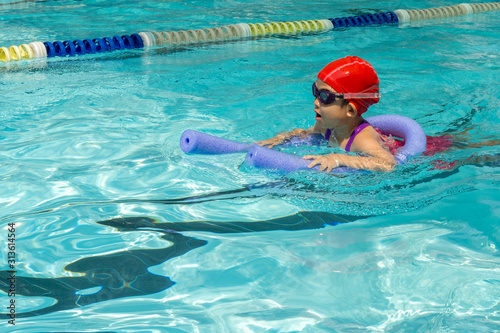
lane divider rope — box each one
[1,2,498,63]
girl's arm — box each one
[304,128,397,172]
[304,151,396,172]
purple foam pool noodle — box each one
[180,130,253,154]
[366,115,427,164]
[245,145,356,174]
[181,115,426,173]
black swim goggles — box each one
[312,83,380,105]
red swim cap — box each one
[317,56,380,115]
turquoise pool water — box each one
[1,0,499,331]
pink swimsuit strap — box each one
[345,120,370,152]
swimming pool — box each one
[1,0,499,331]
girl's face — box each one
[313,79,354,130]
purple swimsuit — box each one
[324,120,370,152]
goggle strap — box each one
[340,93,381,99]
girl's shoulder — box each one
[349,124,387,153]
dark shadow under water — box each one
[0,211,360,319]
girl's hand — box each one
[257,129,309,148]
[256,134,286,148]
[303,154,341,172]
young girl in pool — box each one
[258,56,499,172]
[258,56,397,172]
